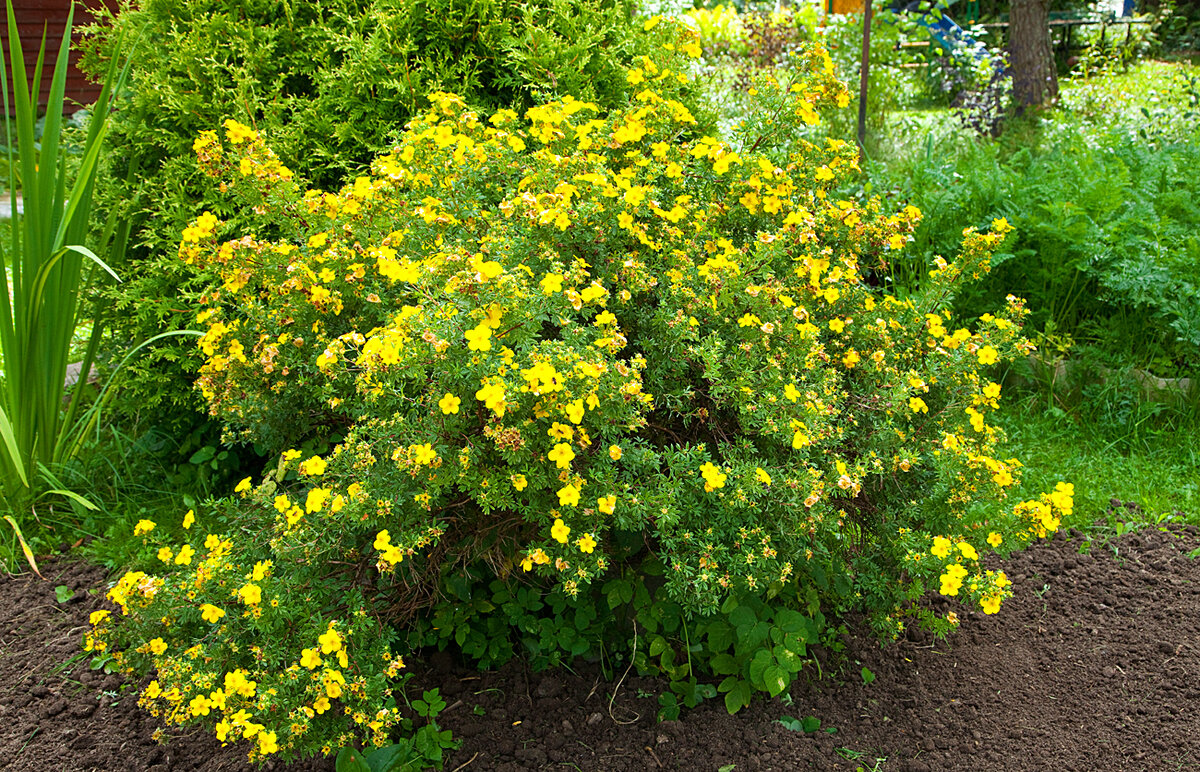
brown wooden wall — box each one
[0,0,115,114]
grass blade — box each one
[3,514,41,577]
[0,404,29,487]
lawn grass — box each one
[997,393,1200,533]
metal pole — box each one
[857,0,874,160]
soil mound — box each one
[3,524,1197,771]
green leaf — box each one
[41,488,98,511]
[727,604,756,630]
[54,585,73,603]
[861,666,876,685]
[188,445,216,465]
[334,747,372,772]
[723,679,751,714]
[762,664,788,697]
[801,715,822,733]
[363,743,413,771]
[777,716,804,732]
[748,649,772,688]
[708,653,739,675]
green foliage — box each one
[90,47,1072,761]
[0,0,130,516]
[1153,0,1200,53]
[686,1,928,151]
[863,117,1200,375]
[77,0,704,441]
[333,690,457,772]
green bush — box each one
[78,0,705,438]
[91,49,1071,761]
[865,127,1200,375]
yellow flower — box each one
[318,627,343,654]
[1050,481,1075,514]
[201,604,225,624]
[976,346,999,365]
[755,468,772,486]
[475,382,507,416]
[598,495,616,515]
[699,461,726,491]
[577,533,597,554]
[306,487,331,513]
[157,546,174,563]
[548,443,576,469]
[189,694,212,717]
[175,544,195,565]
[300,648,322,669]
[958,542,979,561]
[313,696,331,714]
[148,638,167,655]
[609,445,622,461]
[784,383,800,402]
[564,398,585,425]
[540,273,564,293]
[283,449,302,461]
[557,484,581,507]
[439,393,461,415]
[239,584,262,605]
[909,397,928,414]
[987,532,1003,547]
[980,594,1002,614]
[134,519,156,536]
[511,474,528,491]
[300,455,327,476]
[258,730,279,755]
[465,323,493,352]
[411,443,438,465]
[930,536,952,559]
[182,509,195,529]
[551,518,571,543]
[89,610,110,626]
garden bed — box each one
[4,517,1198,771]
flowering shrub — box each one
[92,42,1072,761]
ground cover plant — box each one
[84,37,1076,763]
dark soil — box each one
[4,522,1200,771]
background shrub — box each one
[78,0,704,440]
[865,127,1200,375]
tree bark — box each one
[1009,0,1058,109]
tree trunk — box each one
[1009,0,1058,109]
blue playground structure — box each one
[918,9,994,62]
